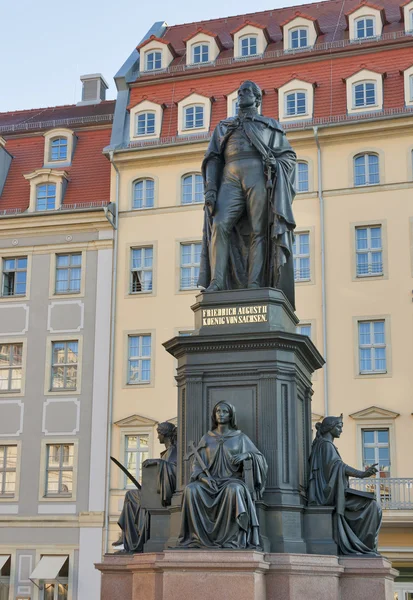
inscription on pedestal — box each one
[202,304,268,326]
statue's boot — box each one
[112,535,123,547]
[204,281,222,292]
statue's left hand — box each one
[143,459,159,468]
[232,452,250,466]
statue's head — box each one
[238,80,262,109]
[211,401,238,430]
[315,415,343,439]
[157,421,177,445]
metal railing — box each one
[0,200,109,218]
[0,113,113,135]
[349,477,413,509]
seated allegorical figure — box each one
[178,401,268,549]
[308,415,382,555]
[113,421,177,553]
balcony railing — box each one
[349,478,413,509]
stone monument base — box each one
[96,551,397,600]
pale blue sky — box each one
[1,0,319,113]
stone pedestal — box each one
[163,288,331,553]
[96,551,398,600]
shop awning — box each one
[0,555,10,571]
[30,556,68,580]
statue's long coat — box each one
[198,115,297,308]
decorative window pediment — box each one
[137,36,176,73]
[344,68,384,113]
[346,2,385,40]
[401,0,413,32]
[278,78,315,122]
[231,21,270,58]
[129,99,163,141]
[281,12,320,51]
[43,128,75,167]
[177,92,211,135]
[184,29,222,66]
[115,414,158,427]
[402,64,413,106]
[23,169,69,212]
[349,406,399,420]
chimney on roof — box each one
[77,74,109,105]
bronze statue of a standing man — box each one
[198,80,297,308]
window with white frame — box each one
[296,161,309,192]
[232,98,239,116]
[180,242,201,290]
[0,555,10,600]
[354,153,379,186]
[50,137,68,162]
[356,226,383,277]
[2,256,27,296]
[36,183,56,211]
[130,247,153,293]
[293,232,310,281]
[55,253,81,294]
[362,429,390,478]
[133,179,154,210]
[184,105,204,130]
[136,112,156,136]
[128,334,151,384]
[355,17,375,39]
[45,444,74,496]
[240,35,258,56]
[0,445,17,496]
[296,324,311,337]
[182,173,203,204]
[192,43,209,63]
[124,434,149,488]
[353,82,376,108]
[358,320,386,374]
[410,9,413,32]
[51,341,78,390]
[285,91,307,117]
[410,74,413,101]
[145,50,162,71]
[0,343,22,392]
[289,27,308,49]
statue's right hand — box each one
[199,475,218,492]
[204,191,217,217]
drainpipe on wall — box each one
[104,151,120,553]
[313,126,329,418]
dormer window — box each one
[145,51,162,71]
[402,65,413,107]
[355,16,375,39]
[240,35,258,56]
[345,69,383,114]
[36,183,56,211]
[136,112,156,136]
[184,105,204,130]
[50,137,68,162]
[193,44,209,64]
[290,27,308,48]
[410,9,413,31]
[353,82,376,108]
[278,78,314,122]
[24,169,68,212]
[286,91,307,116]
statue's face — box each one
[238,83,257,109]
[157,429,165,444]
[214,403,231,424]
[331,421,343,439]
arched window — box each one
[354,153,379,186]
[355,17,375,39]
[296,162,309,192]
[240,36,258,57]
[184,105,204,130]
[50,137,68,161]
[36,183,56,211]
[353,82,376,108]
[289,28,309,49]
[182,174,203,204]
[133,179,155,210]
[136,112,156,136]
[145,51,162,71]
[192,44,209,64]
[285,91,307,116]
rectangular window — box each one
[362,429,390,478]
[354,82,376,107]
[130,247,153,293]
[296,162,309,192]
[182,174,203,204]
[45,444,74,496]
[354,154,379,186]
[356,17,375,39]
[136,112,155,136]
[43,581,68,600]
[51,341,78,390]
[55,253,82,294]
[290,28,308,48]
[0,445,17,496]
[124,434,149,488]
[36,183,56,211]
[293,232,310,281]
[0,343,22,392]
[0,555,10,600]
[240,36,257,56]
[286,92,307,116]
[180,243,201,290]
[145,51,162,71]
[193,44,209,63]
[297,324,311,337]
[184,106,204,129]
[2,256,27,296]
[128,335,151,384]
[358,320,386,374]
[356,226,383,277]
